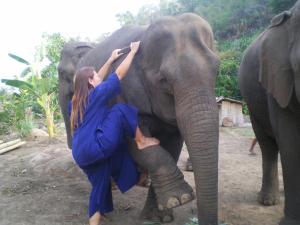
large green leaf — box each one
[1,79,35,95]
[20,67,31,77]
[8,53,30,65]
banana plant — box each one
[8,53,42,79]
[1,54,57,138]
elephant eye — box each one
[71,56,79,64]
[158,74,173,94]
[159,76,167,83]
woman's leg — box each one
[89,212,101,225]
[249,138,257,155]
[98,104,159,156]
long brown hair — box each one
[70,66,95,134]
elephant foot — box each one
[184,158,193,171]
[155,180,194,210]
[258,191,280,206]
[140,204,174,223]
[279,217,300,225]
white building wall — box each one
[219,101,244,126]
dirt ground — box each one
[0,126,284,225]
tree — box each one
[0,89,34,137]
[116,4,160,26]
[135,5,161,25]
[2,54,59,138]
[116,11,136,26]
[35,33,66,78]
[159,0,182,15]
[269,0,297,14]
[1,33,66,138]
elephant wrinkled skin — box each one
[58,13,220,225]
[238,1,300,225]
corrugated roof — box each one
[216,96,243,105]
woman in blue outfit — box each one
[70,41,159,225]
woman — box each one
[70,41,159,225]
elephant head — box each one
[140,13,220,223]
[58,42,95,148]
[259,1,300,108]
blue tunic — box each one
[70,73,140,217]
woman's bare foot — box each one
[136,136,160,150]
[89,212,101,225]
[135,127,159,150]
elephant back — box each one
[77,26,145,72]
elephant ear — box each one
[270,11,292,28]
[259,13,294,108]
[74,43,95,59]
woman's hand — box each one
[110,49,123,62]
[96,49,123,80]
[130,41,141,54]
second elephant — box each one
[238,1,300,225]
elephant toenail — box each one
[166,197,180,209]
[180,193,194,204]
[162,215,173,223]
[158,204,164,211]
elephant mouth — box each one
[165,118,178,127]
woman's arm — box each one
[115,41,140,80]
[96,49,123,81]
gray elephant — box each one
[58,41,95,144]
[238,1,300,224]
[58,13,220,225]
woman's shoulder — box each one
[105,72,119,82]
[95,72,120,90]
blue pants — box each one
[82,104,140,217]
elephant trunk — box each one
[175,88,219,224]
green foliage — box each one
[184,217,198,225]
[242,103,250,115]
[16,118,34,138]
[198,0,271,40]
[0,33,66,138]
[117,5,161,26]
[0,90,11,135]
[143,222,161,225]
[35,33,66,78]
[42,33,66,63]
[8,54,32,79]
[268,0,297,14]
[116,11,136,26]
[8,53,30,65]
[215,50,241,99]
[218,31,262,53]
[215,32,261,99]
[2,74,58,138]
[136,5,161,25]
[0,90,35,137]
[1,32,66,137]
[116,0,272,41]
[159,0,182,15]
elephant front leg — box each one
[277,108,300,225]
[129,141,194,210]
[140,185,174,223]
[250,114,280,206]
[136,128,191,223]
